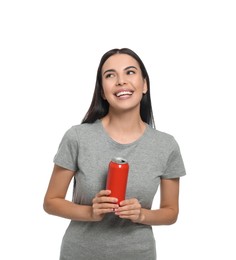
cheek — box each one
[102,79,114,94]
[135,80,147,93]
[102,85,108,97]
[101,84,113,100]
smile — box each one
[115,90,133,97]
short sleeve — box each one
[162,138,186,179]
[53,127,79,171]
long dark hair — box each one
[82,48,155,128]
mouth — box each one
[114,90,134,98]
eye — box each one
[126,70,135,75]
[105,73,115,79]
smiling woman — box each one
[101,53,147,115]
[82,48,154,127]
[43,48,186,260]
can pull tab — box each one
[112,157,128,164]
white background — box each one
[1,0,235,259]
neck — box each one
[101,109,146,144]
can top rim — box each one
[111,157,128,164]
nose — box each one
[115,75,126,86]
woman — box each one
[43,48,186,259]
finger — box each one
[93,202,119,210]
[115,209,140,216]
[117,214,140,221]
[118,204,140,211]
[96,190,111,197]
[119,198,139,206]
[93,196,118,204]
[93,208,116,215]
[117,202,141,212]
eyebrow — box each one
[103,66,138,75]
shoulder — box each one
[71,120,100,132]
[147,126,176,146]
[66,121,101,139]
[144,126,182,157]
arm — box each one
[43,165,119,221]
[115,178,180,225]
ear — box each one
[142,79,148,94]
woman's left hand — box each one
[115,198,145,223]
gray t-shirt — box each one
[54,120,186,260]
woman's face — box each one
[101,54,147,113]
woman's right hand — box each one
[91,190,119,221]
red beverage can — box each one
[106,157,129,205]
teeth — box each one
[116,91,133,97]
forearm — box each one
[139,207,179,226]
[43,198,94,222]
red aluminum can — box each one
[106,157,129,205]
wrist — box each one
[138,211,145,224]
[134,208,145,224]
[90,206,104,222]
